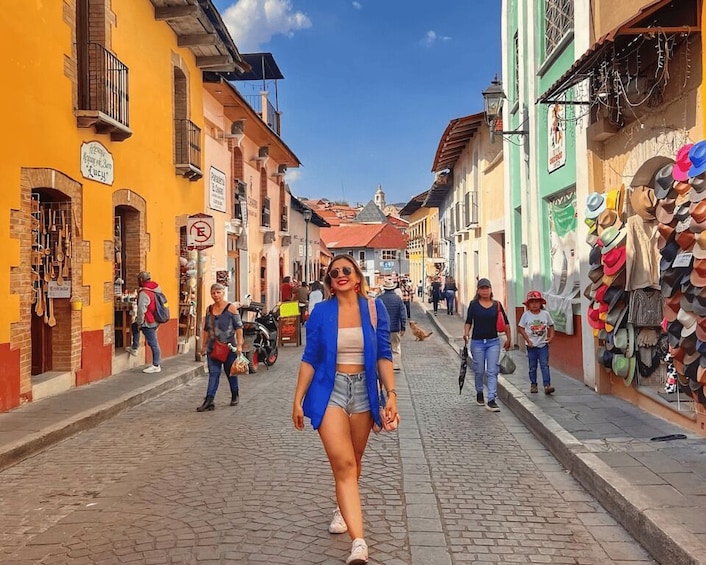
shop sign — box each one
[80,141,114,185]
[187,213,215,250]
[209,167,227,213]
[48,280,71,298]
[547,103,566,173]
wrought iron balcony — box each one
[175,119,203,181]
[76,43,131,140]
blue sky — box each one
[213,0,501,206]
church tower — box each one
[374,184,386,210]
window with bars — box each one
[382,250,398,260]
[545,0,573,56]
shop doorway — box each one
[113,205,142,350]
[31,189,73,376]
[227,234,240,303]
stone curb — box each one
[423,307,705,565]
[0,365,202,473]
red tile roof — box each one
[322,223,408,250]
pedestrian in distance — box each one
[308,280,325,313]
[281,275,295,302]
[197,283,245,412]
[417,279,423,298]
[292,254,398,565]
[126,271,163,374]
[463,278,512,412]
[444,276,458,316]
[517,290,555,395]
[400,277,413,319]
[378,277,407,371]
[430,276,443,316]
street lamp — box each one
[303,208,312,283]
[482,75,528,142]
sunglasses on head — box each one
[329,266,353,279]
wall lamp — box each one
[482,76,528,142]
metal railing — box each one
[243,94,281,135]
[175,119,202,168]
[78,42,129,127]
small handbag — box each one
[499,350,516,374]
[496,302,507,333]
[210,340,231,363]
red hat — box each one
[523,290,546,306]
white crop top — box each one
[336,326,365,365]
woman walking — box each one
[292,254,398,565]
[463,278,512,412]
[197,283,244,412]
[430,276,443,316]
[444,276,458,315]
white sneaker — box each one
[346,538,368,565]
[328,507,348,534]
[143,365,161,374]
[125,346,137,357]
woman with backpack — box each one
[197,283,245,412]
[127,271,165,374]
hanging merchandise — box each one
[651,143,706,407]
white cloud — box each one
[285,170,301,185]
[352,1,362,9]
[420,30,452,47]
[221,0,312,52]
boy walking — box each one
[517,291,555,394]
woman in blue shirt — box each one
[463,278,512,412]
[292,255,397,565]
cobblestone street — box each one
[1,312,654,564]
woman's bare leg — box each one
[318,407,373,540]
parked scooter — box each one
[239,301,279,369]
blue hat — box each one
[688,141,706,177]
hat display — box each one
[596,209,623,234]
[688,141,706,178]
[605,186,625,213]
[585,193,607,219]
[673,144,694,182]
[603,246,627,276]
[655,198,676,225]
[631,156,675,188]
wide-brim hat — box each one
[630,186,657,221]
[588,265,605,283]
[692,231,706,259]
[631,156,675,188]
[691,259,706,286]
[603,286,624,311]
[589,244,602,268]
[673,144,694,182]
[603,268,626,289]
[603,246,627,276]
[613,328,628,351]
[596,209,623,234]
[599,226,627,254]
[605,303,628,333]
[381,278,397,290]
[605,186,625,213]
[688,140,706,178]
[655,198,677,225]
[623,356,637,386]
[691,176,706,193]
[585,192,607,219]
[661,269,684,298]
[654,162,678,199]
[677,308,698,337]
[676,229,696,250]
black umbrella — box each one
[459,345,468,394]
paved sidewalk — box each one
[0,354,204,473]
[417,301,706,565]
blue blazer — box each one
[301,296,393,430]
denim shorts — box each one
[328,371,371,414]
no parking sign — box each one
[187,213,215,250]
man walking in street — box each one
[401,277,413,319]
[126,271,163,373]
[379,277,407,371]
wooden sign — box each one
[278,315,301,347]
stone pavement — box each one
[419,300,706,565]
[0,307,656,564]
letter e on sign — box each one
[187,213,215,250]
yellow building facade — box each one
[0,0,246,410]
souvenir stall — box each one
[585,142,706,416]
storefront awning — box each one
[538,0,700,104]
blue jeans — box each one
[206,352,239,398]
[445,290,456,314]
[471,338,500,401]
[527,345,551,386]
[131,323,161,366]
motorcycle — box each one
[239,301,279,369]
